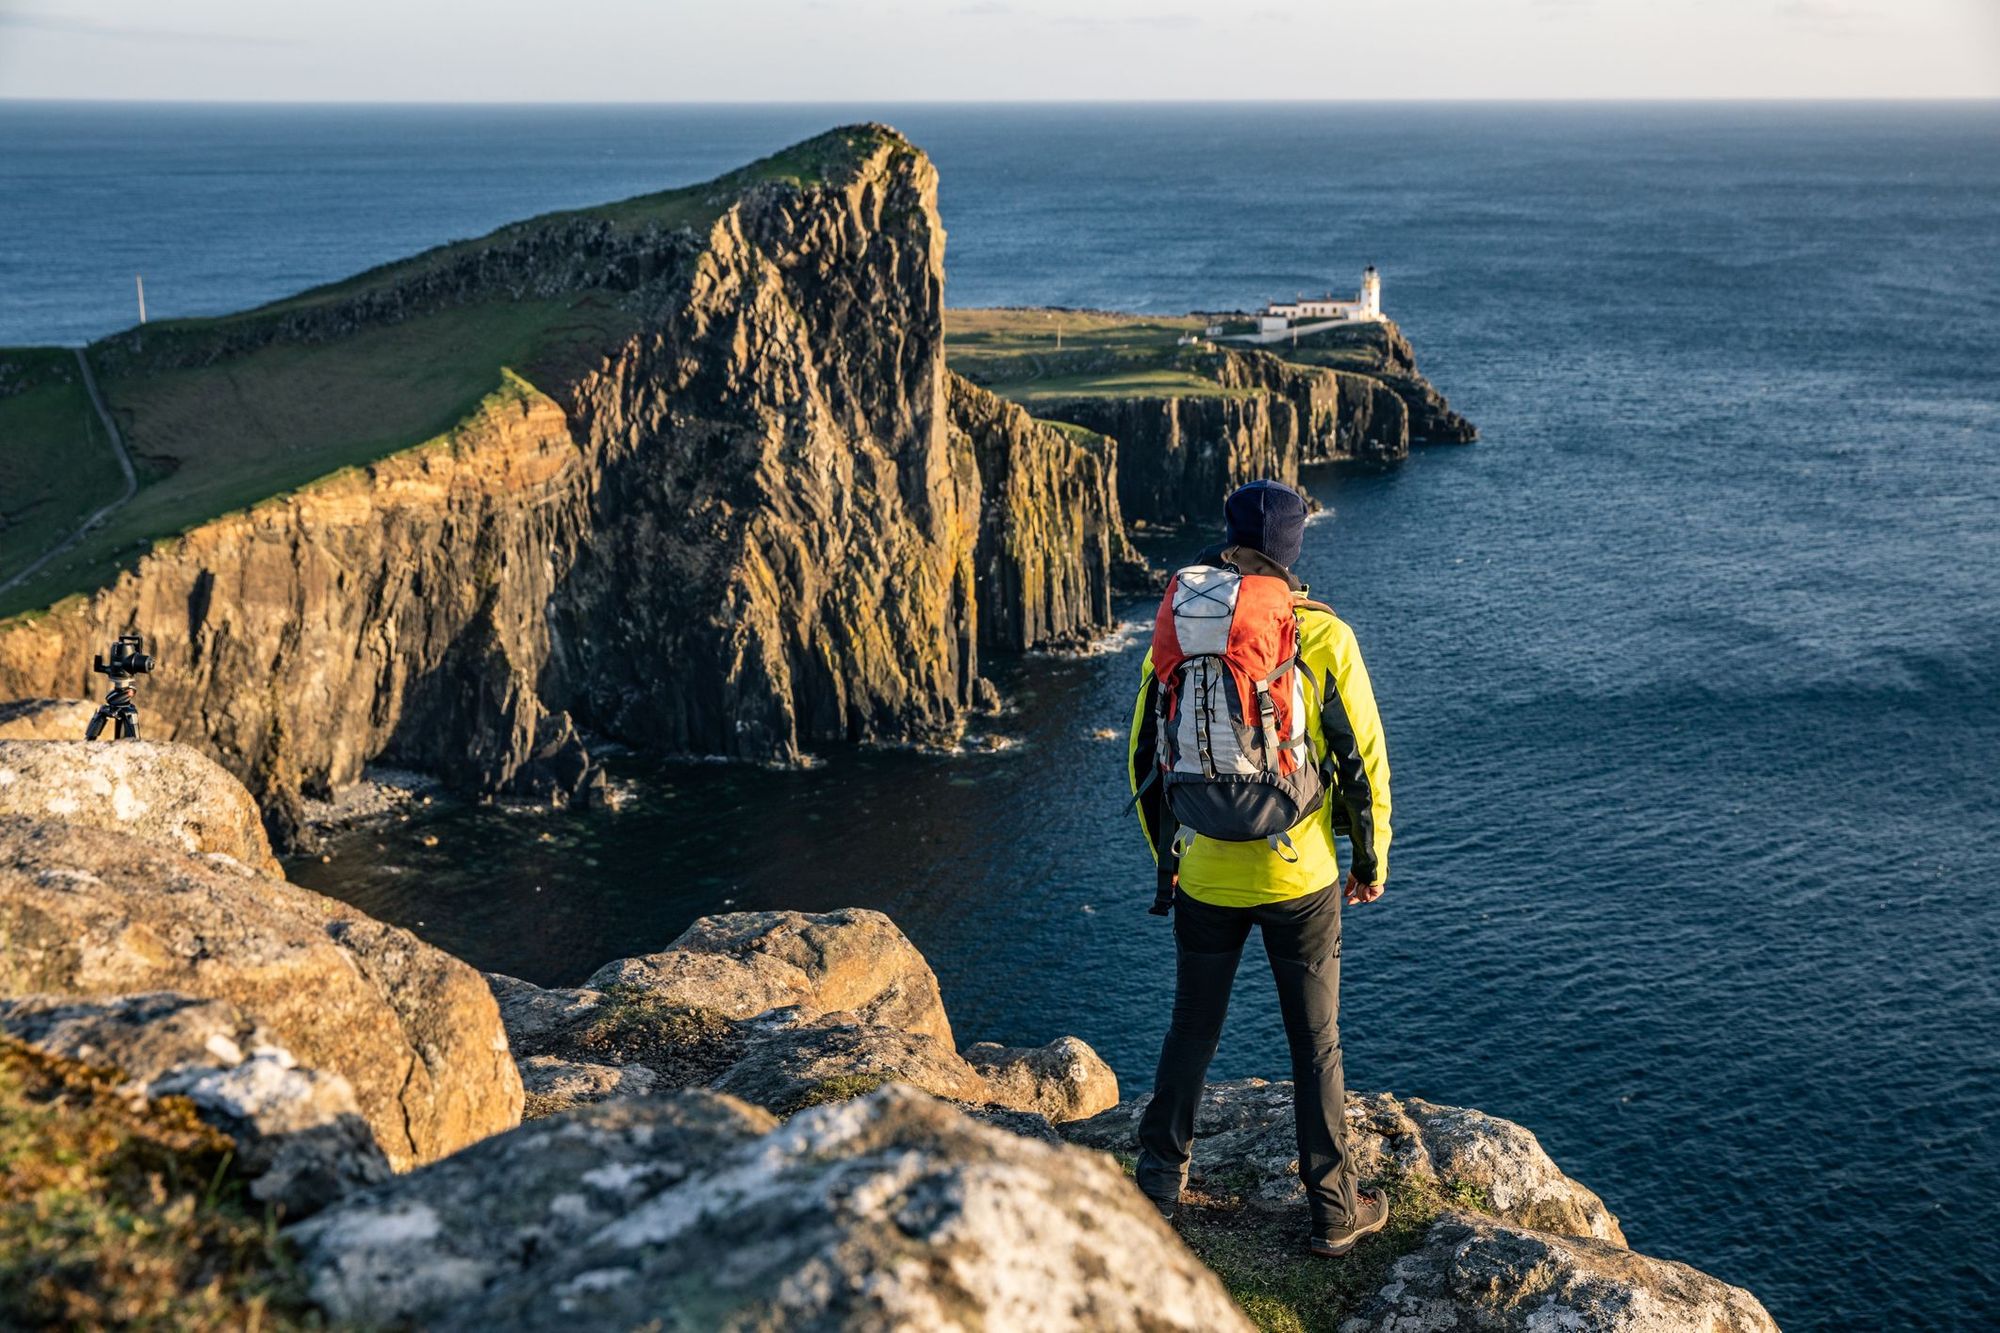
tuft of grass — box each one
[1173,1169,1486,1333]
[528,985,745,1089]
[0,1033,320,1331]
[780,1073,891,1115]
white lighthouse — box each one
[1359,265,1381,319]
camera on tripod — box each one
[94,635,155,680]
[86,633,155,741]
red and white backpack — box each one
[1148,564,1329,859]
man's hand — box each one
[1343,872,1385,905]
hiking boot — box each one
[1307,1189,1389,1257]
[1145,1191,1180,1222]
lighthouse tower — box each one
[1359,265,1382,319]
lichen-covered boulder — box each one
[1065,1079,1623,1244]
[585,908,954,1045]
[0,990,389,1215]
[713,1009,991,1114]
[1339,1213,1777,1332]
[964,1035,1119,1123]
[0,738,280,874]
[289,1084,1252,1331]
[0,816,522,1169]
[0,697,95,741]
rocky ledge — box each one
[0,740,1774,1331]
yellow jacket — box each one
[1128,585,1392,908]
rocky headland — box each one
[0,740,1777,1330]
[0,126,1141,846]
[0,125,1470,852]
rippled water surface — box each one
[6,102,1997,1328]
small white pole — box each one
[135,275,147,325]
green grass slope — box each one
[0,349,128,585]
[945,308,1243,402]
[0,126,901,621]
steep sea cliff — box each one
[0,127,1137,841]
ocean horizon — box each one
[4,100,1997,1328]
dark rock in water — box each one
[0,126,1135,835]
[1343,1213,1777,1333]
[0,990,390,1217]
[287,1084,1252,1332]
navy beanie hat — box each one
[1224,479,1308,569]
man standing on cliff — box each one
[1126,479,1394,1257]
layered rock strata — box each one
[0,127,1132,843]
[0,806,522,1169]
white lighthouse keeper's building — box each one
[1255,266,1384,331]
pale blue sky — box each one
[1,0,1995,101]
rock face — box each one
[1065,1078,1623,1244]
[0,815,522,1169]
[0,127,1134,841]
[946,373,1148,650]
[1340,1213,1778,1333]
[1285,319,1478,446]
[1209,347,1410,465]
[0,990,389,1216]
[0,739,280,874]
[289,1084,1253,1333]
[1037,389,1303,529]
[1029,331,1471,526]
[584,907,956,1045]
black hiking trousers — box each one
[1135,883,1357,1233]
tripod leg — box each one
[86,711,107,740]
[117,715,138,741]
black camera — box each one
[86,634,154,740]
[93,634,155,680]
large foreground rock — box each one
[0,739,280,874]
[0,816,522,1168]
[586,908,955,1045]
[1066,1078,1624,1244]
[290,1084,1250,1332]
[1340,1213,1777,1333]
[0,990,388,1215]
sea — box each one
[4,101,1997,1329]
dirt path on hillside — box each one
[0,349,139,601]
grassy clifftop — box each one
[0,125,909,621]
